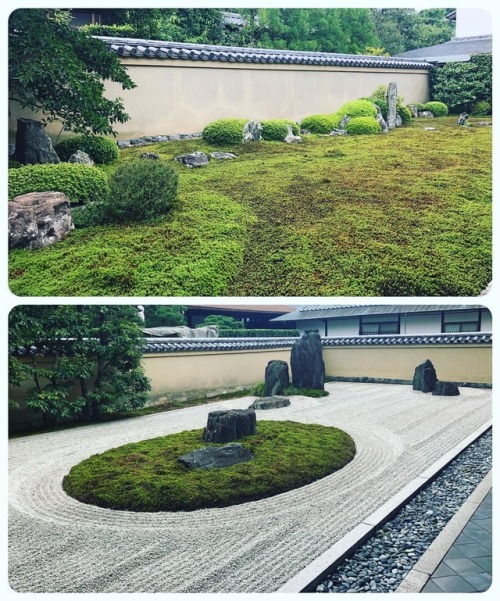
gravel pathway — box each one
[8,382,491,593]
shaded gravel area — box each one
[316,428,492,593]
[8,383,491,593]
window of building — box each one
[360,315,400,335]
[442,310,481,333]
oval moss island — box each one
[63,421,356,512]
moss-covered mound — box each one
[63,421,356,512]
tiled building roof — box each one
[398,35,492,63]
[98,36,432,70]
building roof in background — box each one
[186,305,296,314]
[272,305,486,322]
[97,36,432,69]
[397,35,492,63]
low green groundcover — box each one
[63,421,356,512]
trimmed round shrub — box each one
[424,101,449,117]
[103,159,178,223]
[202,118,248,145]
[397,105,413,125]
[471,100,491,116]
[336,99,378,118]
[261,119,300,141]
[8,163,109,205]
[345,116,382,135]
[55,135,119,164]
[300,113,338,134]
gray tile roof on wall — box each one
[273,304,486,322]
[10,332,491,357]
[397,35,492,62]
[97,36,432,69]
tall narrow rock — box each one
[386,82,398,130]
[290,330,325,390]
[14,118,60,164]
[412,359,437,393]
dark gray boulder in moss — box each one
[412,359,437,393]
[202,409,256,443]
[433,381,460,396]
[250,396,290,410]
[14,118,60,164]
[291,330,325,390]
[178,443,254,469]
[264,360,289,396]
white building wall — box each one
[327,318,359,336]
[481,310,492,331]
[402,313,442,334]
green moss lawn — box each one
[62,421,356,512]
[9,117,491,296]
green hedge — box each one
[55,135,119,164]
[398,105,413,125]
[424,101,449,117]
[8,163,109,205]
[337,99,378,118]
[471,100,491,116]
[300,113,338,134]
[202,118,248,145]
[345,116,382,135]
[218,329,300,337]
[261,119,300,141]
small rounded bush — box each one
[8,163,109,205]
[424,101,449,117]
[397,105,413,125]
[409,102,426,111]
[55,135,119,164]
[202,118,248,145]
[261,119,300,141]
[345,116,382,135]
[337,99,378,118]
[471,100,491,116]
[300,113,338,134]
[103,159,178,223]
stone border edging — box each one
[395,469,492,593]
[276,419,492,593]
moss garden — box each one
[63,421,356,512]
[9,116,491,297]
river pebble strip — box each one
[316,428,492,593]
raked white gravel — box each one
[8,382,491,593]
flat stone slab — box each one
[249,396,291,410]
[210,152,237,160]
[177,443,254,469]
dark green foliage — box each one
[337,99,377,118]
[372,99,388,119]
[198,315,244,330]
[345,116,382,135]
[143,306,187,328]
[8,160,22,169]
[62,421,356,511]
[430,54,492,113]
[424,101,449,117]
[202,118,248,145]
[218,329,300,338]
[8,306,150,426]
[398,105,413,125]
[9,9,135,135]
[300,113,337,134]
[8,163,109,205]
[261,119,300,141]
[410,102,426,111]
[104,160,178,223]
[471,101,491,116]
[55,135,119,164]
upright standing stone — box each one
[290,330,325,390]
[202,409,256,443]
[243,121,263,142]
[374,105,389,133]
[386,82,398,130]
[14,118,60,164]
[264,360,290,396]
[412,359,437,393]
[457,113,469,126]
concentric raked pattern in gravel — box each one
[9,382,491,593]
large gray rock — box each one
[374,105,389,133]
[203,409,256,443]
[433,381,460,396]
[290,330,325,390]
[178,443,254,469]
[9,192,74,250]
[420,111,434,118]
[210,152,237,160]
[249,396,290,410]
[14,118,60,164]
[408,104,420,119]
[175,151,209,168]
[68,150,94,166]
[264,360,289,396]
[339,115,351,129]
[395,114,403,128]
[386,82,398,130]
[457,113,469,126]
[140,152,159,160]
[284,125,302,144]
[412,359,437,393]
[243,120,263,142]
